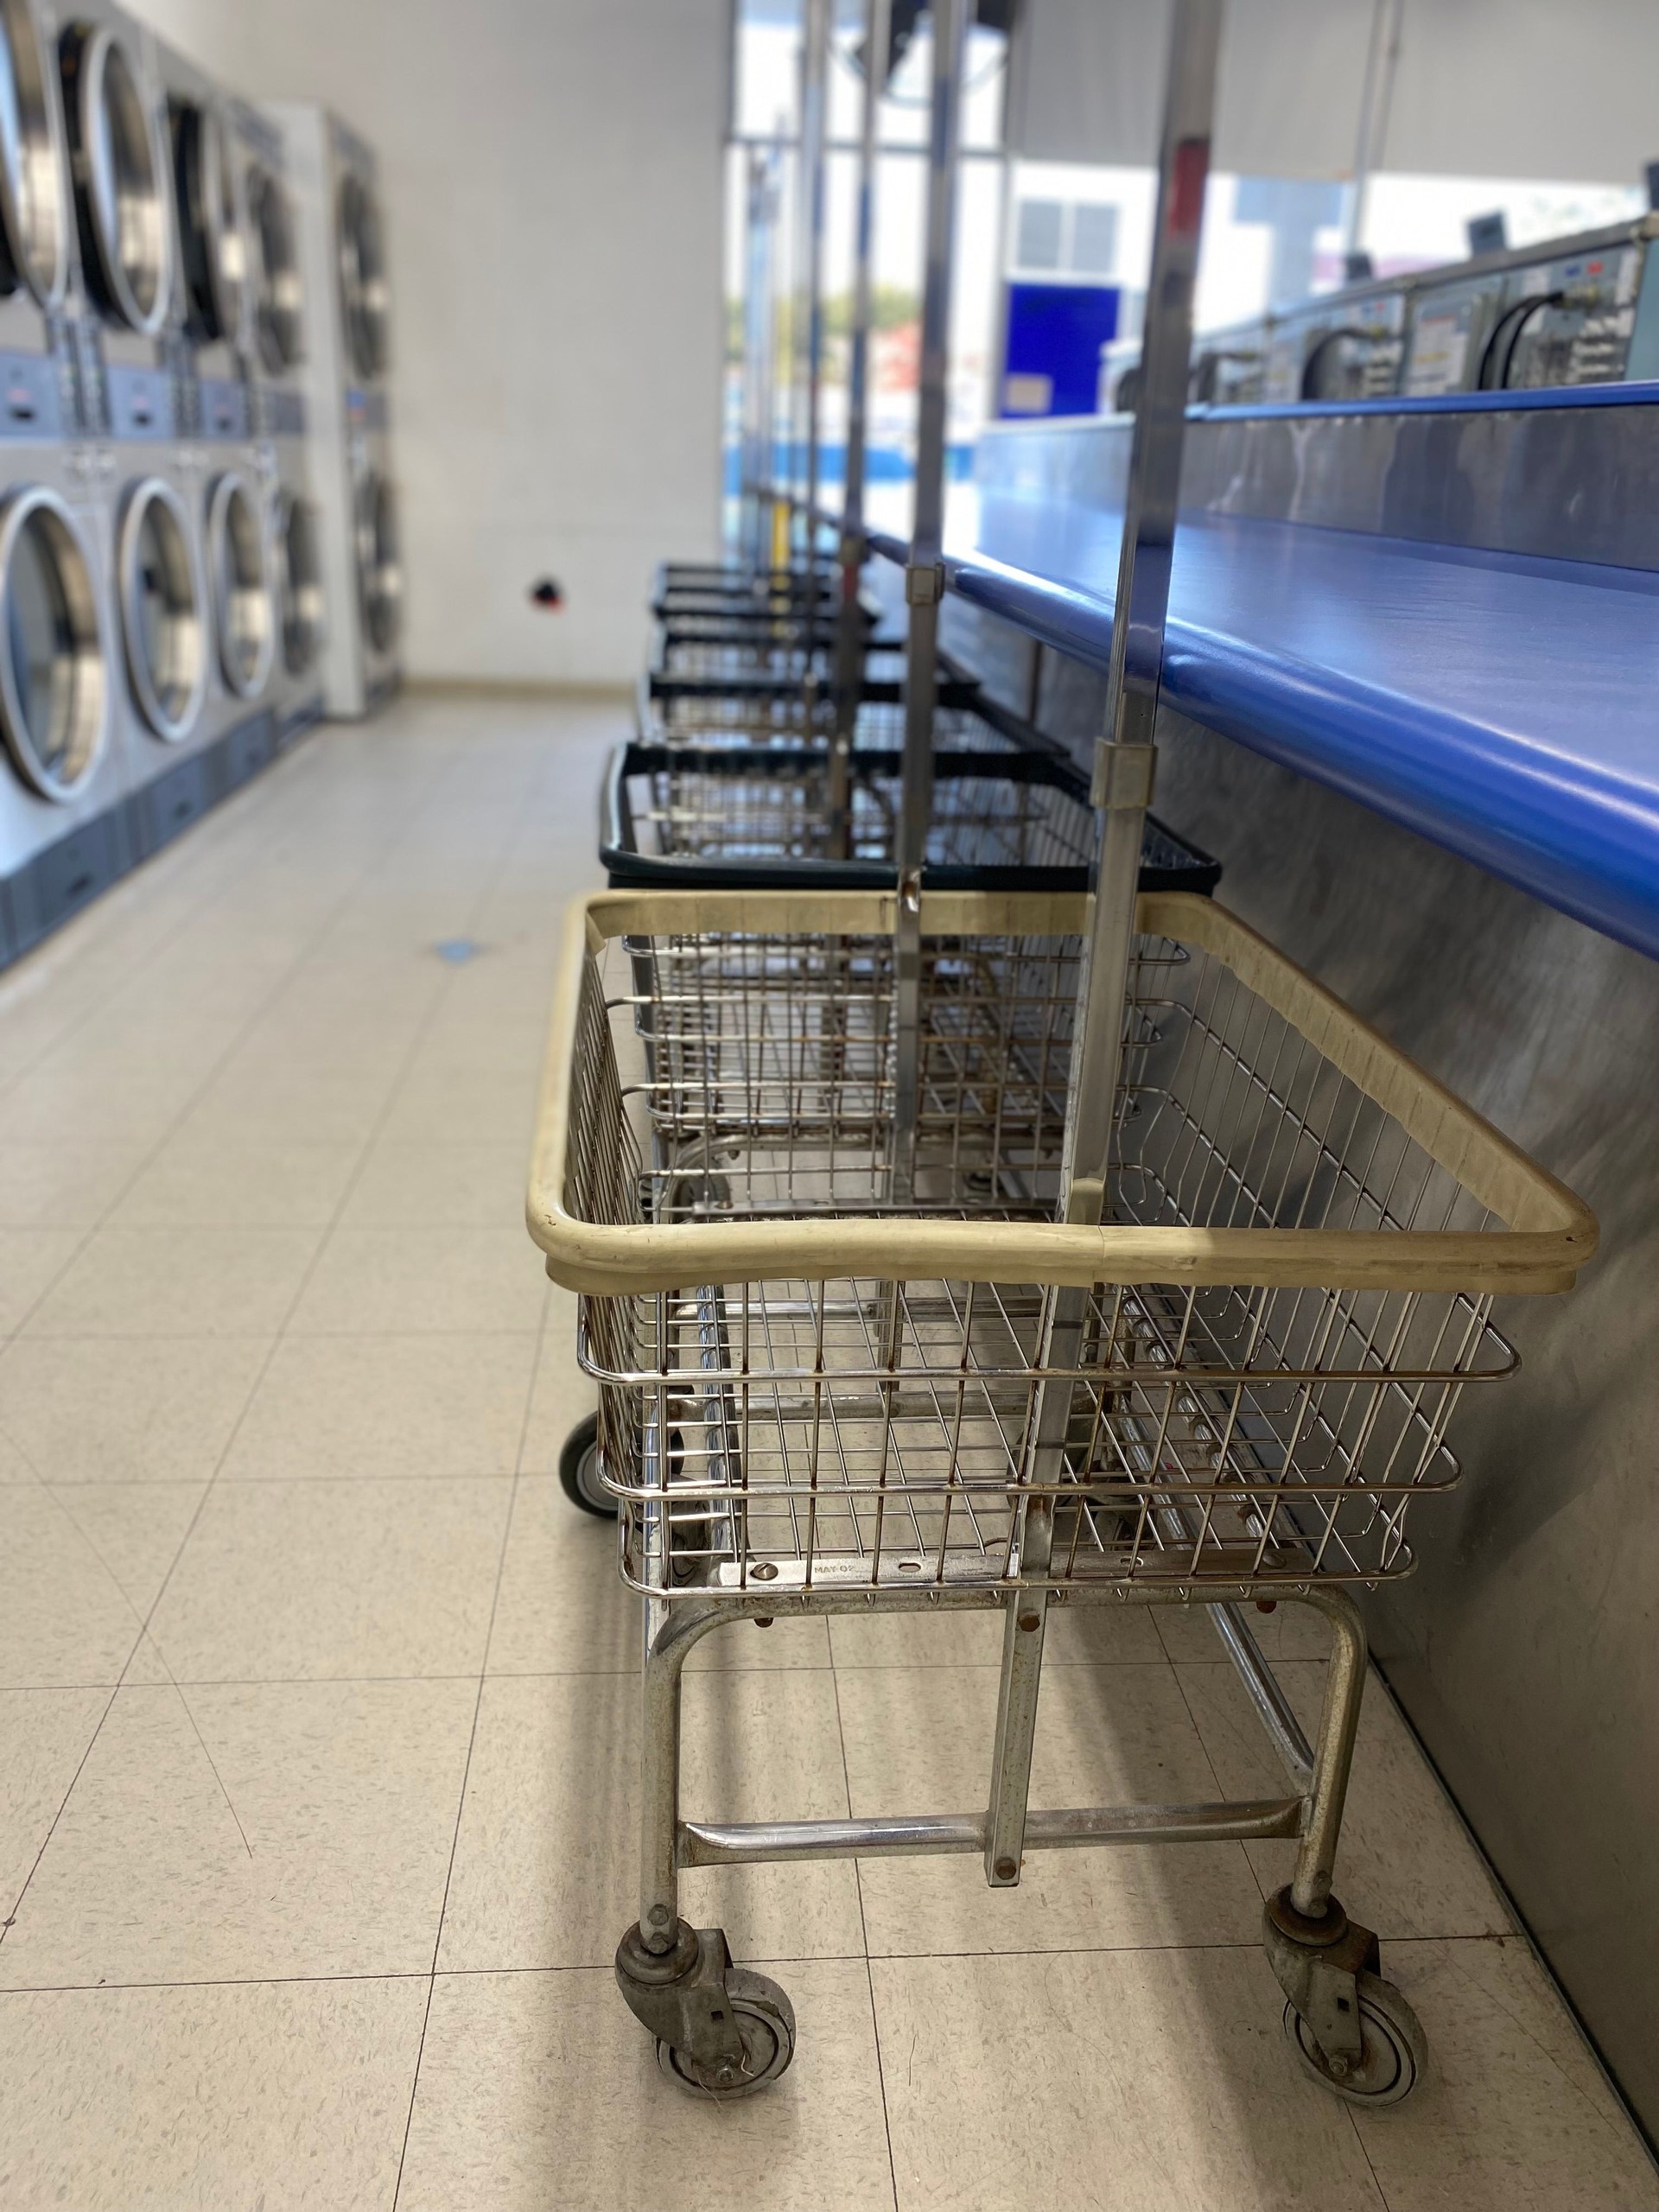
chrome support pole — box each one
[891,0,967,1200]
[983,0,1225,1888]
[1291,1589,1369,1916]
[794,0,831,644]
[829,0,891,858]
[1344,0,1402,270]
[741,147,780,572]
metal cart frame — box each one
[529,884,1595,2102]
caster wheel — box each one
[656,1969,796,2101]
[1285,1972,1426,2106]
[559,1412,614,1517]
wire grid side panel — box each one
[627,757,1093,874]
[613,923,1085,1192]
[567,925,1515,1596]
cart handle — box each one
[526,888,1597,1299]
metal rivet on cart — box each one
[752,1562,778,1581]
[1018,1611,1040,1632]
[995,1857,1017,1881]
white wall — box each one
[141,0,729,685]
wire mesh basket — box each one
[639,658,947,746]
[652,562,842,618]
[601,739,1222,893]
[530,888,1593,1602]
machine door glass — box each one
[121,478,207,741]
[337,169,388,380]
[209,474,274,699]
[172,99,244,346]
[62,24,170,334]
[0,0,68,306]
[0,487,106,798]
[278,493,324,674]
[355,470,401,653]
[247,161,302,372]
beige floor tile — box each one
[1154,1598,1336,1664]
[1352,1937,1659,2210]
[0,1687,108,1907]
[1175,1659,1513,1940]
[0,1975,428,2211]
[339,1140,532,1229]
[397,1961,895,2212]
[0,1484,206,1686]
[0,1142,143,1230]
[437,1670,864,1972]
[873,1948,1386,2212]
[223,1331,538,1479]
[376,1062,541,1148]
[288,1225,547,1333]
[405,1009,545,1077]
[842,1660,1263,1955]
[829,1596,1163,1669]
[0,1335,272,1484]
[109,1137,362,1229]
[486,1477,831,1675]
[0,1678,477,1985]
[182,1057,402,1147]
[516,1290,594,1475]
[0,1230,82,1335]
[131,1477,513,1682]
[23,1226,321,1338]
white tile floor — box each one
[0,696,1653,2211]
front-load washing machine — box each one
[269,99,399,717]
[55,0,180,441]
[108,437,245,854]
[0,444,132,962]
[0,0,80,442]
[224,97,318,750]
[153,27,248,441]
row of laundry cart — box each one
[524,0,1596,2115]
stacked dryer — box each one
[0,0,130,963]
[270,102,399,716]
[227,92,324,745]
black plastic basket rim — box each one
[600,740,1222,895]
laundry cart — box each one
[528,882,1593,2102]
[600,735,1220,893]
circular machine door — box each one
[0,486,108,800]
[207,473,274,701]
[59,21,172,334]
[354,470,401,655]
[119,476,207,742]
[172,98,245,347]
[337,168,388,380]
[246,161,302,373]
[276,491,324,675]
[0,0,70,308]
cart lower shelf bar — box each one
[679,1796,1306,1866]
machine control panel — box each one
[1406,238,1652,395]
[1266,290,1407,404]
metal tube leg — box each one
[985,1570,1051,1885]
[639,1594,687,1951]
[1290,1591,1368,1917]
[983,1279,1085,1885]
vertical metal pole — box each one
[793,0,832,611]
[890,0,967,1201]
[1344,0,1402,270]
[828,0,891,857]
[983,0,1224,1891]
[741,148,779,572]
